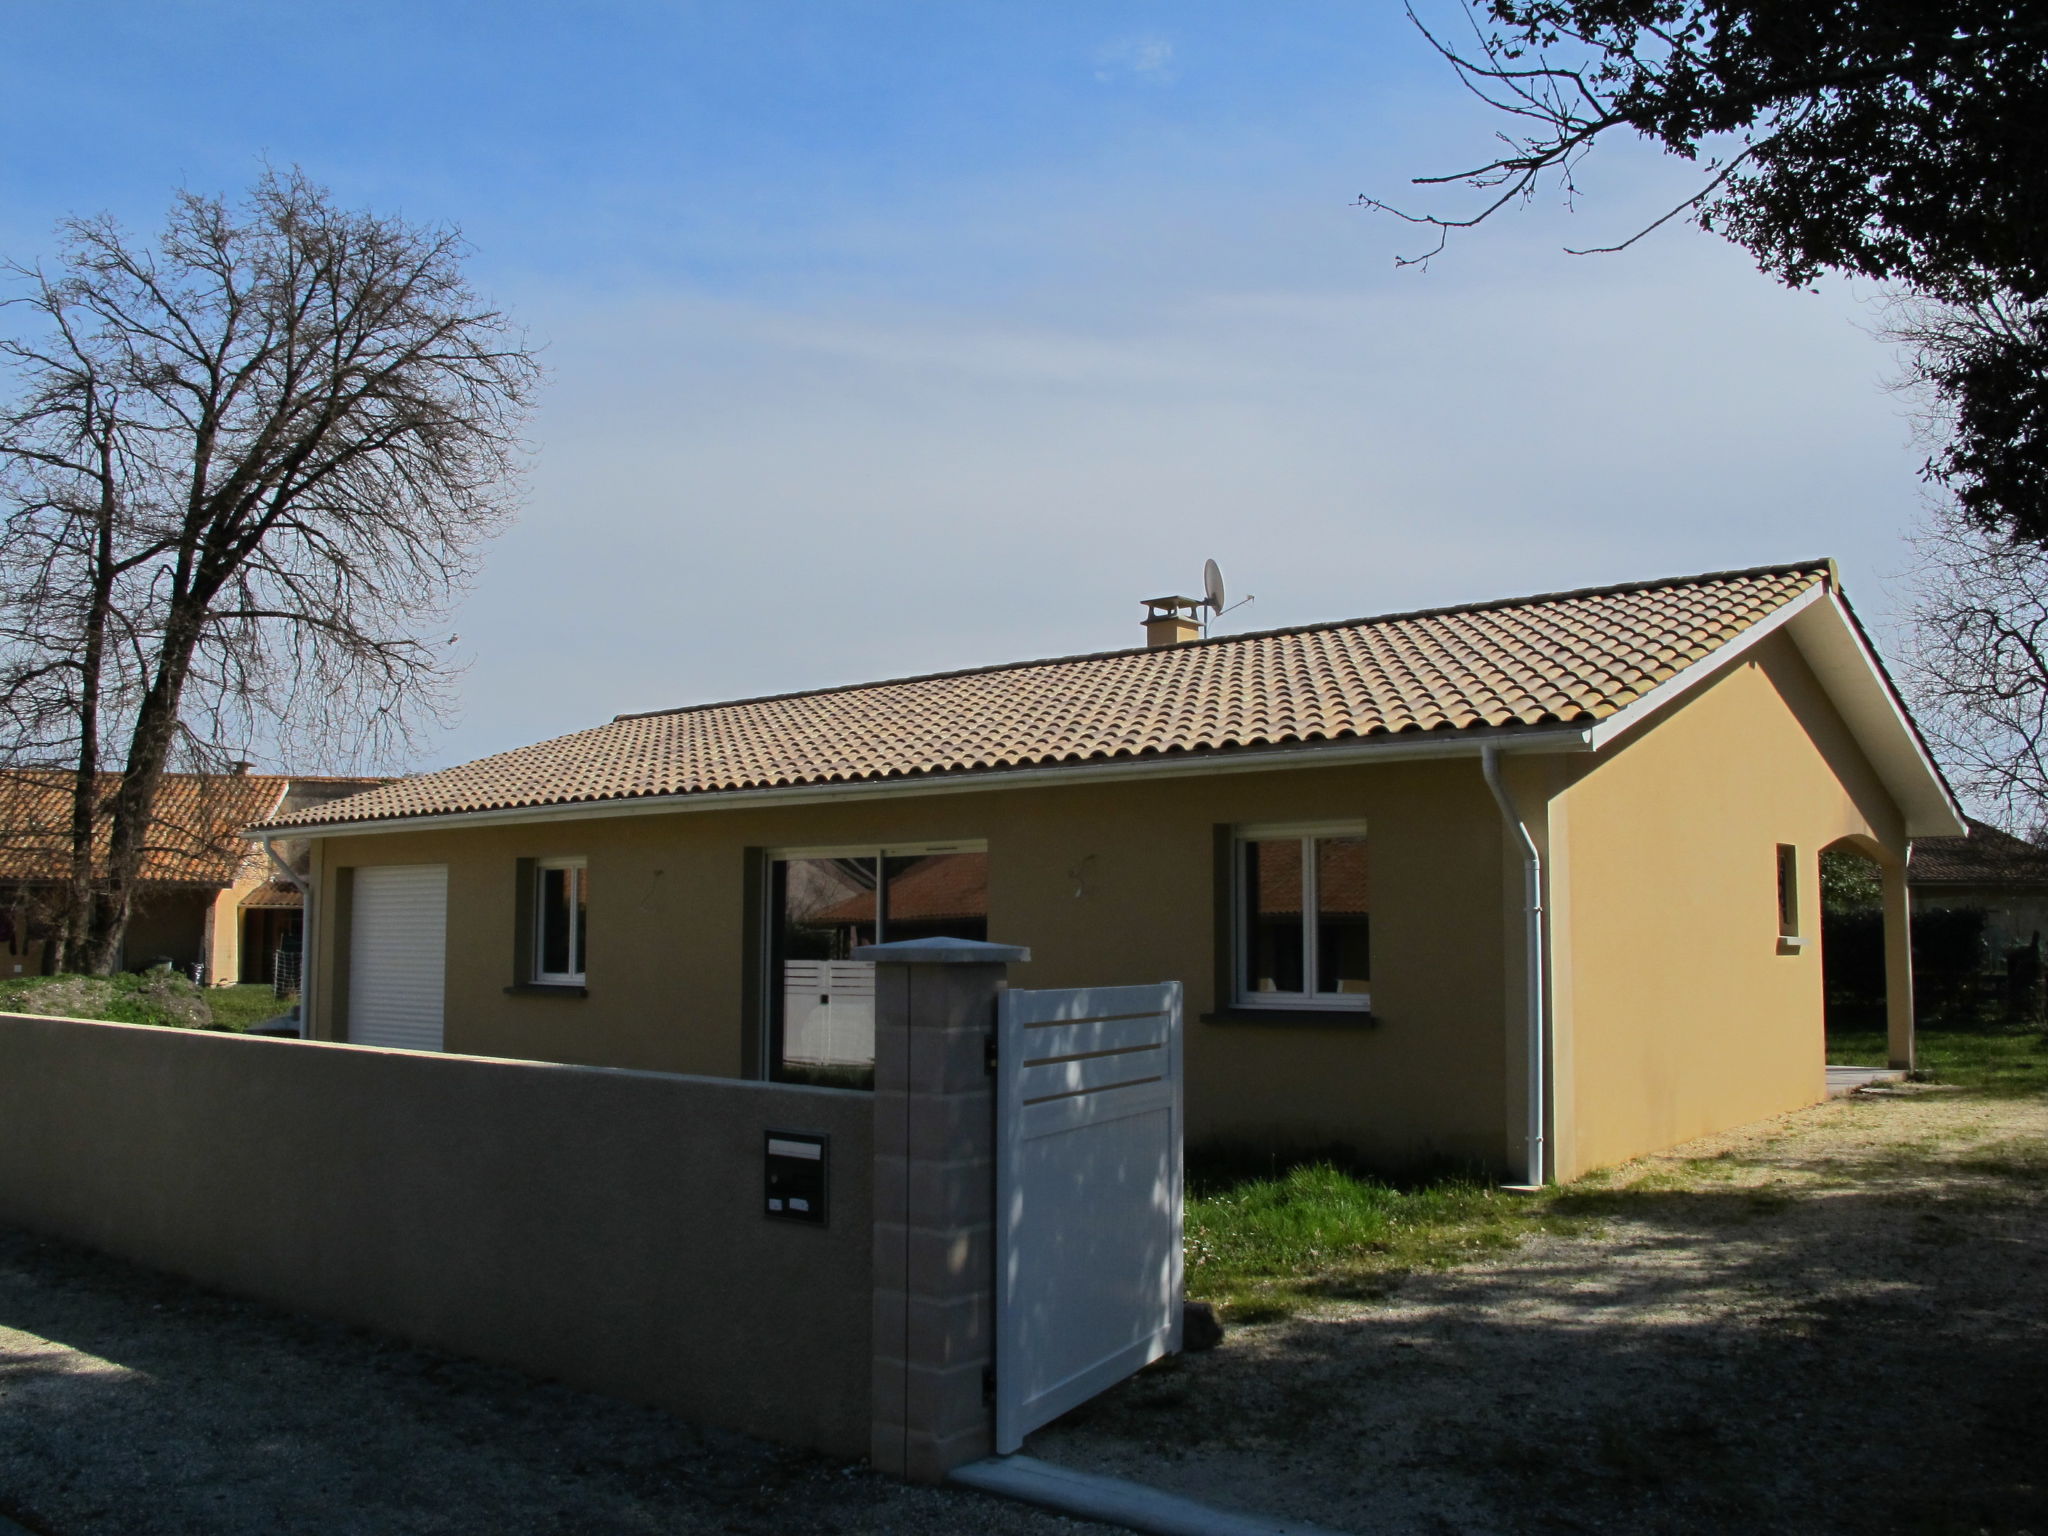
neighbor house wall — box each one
[0,1013,875,1457]
[119,887,213,974]
[1910,884,2048,956]
[1550,632,1906,1179]
[309,758,1516,1170]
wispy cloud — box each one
[1093,35,1175,84]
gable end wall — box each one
[1551,630,1905,1178]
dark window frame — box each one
[760,841,988,1089]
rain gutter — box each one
[1481,743,1547,1188]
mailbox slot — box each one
[764,1131,829,1224]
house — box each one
[250,560,1962,1182]
[1904,816,2048,1020]
[1909,816,2048,956]
[0,771,381,983]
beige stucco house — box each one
[0,771,382,984]
[251,560,1962,1183]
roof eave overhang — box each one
[1584,583,1964,839]
[244,723,1597,842]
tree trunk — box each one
[83,594,207,974]
[57,465,121,974]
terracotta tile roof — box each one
[811,852,989,927]
[1910,817,2048,886]
[0,772,287,885]
[238,880,305,910]
[258,561,1829,832]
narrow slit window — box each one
[1776,844,1800,941]
[534,858,588,984]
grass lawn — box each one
[0,974,291,1033]
[1827,1021,2048,1094]
[1186,1025,2048,1322]
[204,984,295,1032]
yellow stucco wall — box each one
[1549,631,1906,1179]
[303,629,1918,1182]
[311,759,1517,1170]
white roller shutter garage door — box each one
[347,864,448,1051]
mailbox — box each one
[764,1131,829,1224]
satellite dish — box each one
[1203,558,1226,613]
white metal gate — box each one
[347,864,448,1052]
[994,981,1183,1452]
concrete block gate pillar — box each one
[859,936,1029,1484]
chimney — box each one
[229,761,253,775]
[1142,595,1203,649]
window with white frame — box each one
[533,858,588,984]
[1234,825,1371,1009]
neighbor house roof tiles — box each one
[1,773,288,885]
[1910,817,2048,885]
[256,561,1829,832]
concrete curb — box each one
[950,1454,1356,1536]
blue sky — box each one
[0,2,1931,769]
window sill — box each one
[1777,936,1808,955]
[504,983,589,999]
[1201,1007,1378,1028]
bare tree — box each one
[0,169,540,972]
[1905,506,2048,835]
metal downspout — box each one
[261,837,313,1037]
[1481,745,1547,1186]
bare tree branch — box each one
[0,168,541,971]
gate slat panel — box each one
[1018,1011,1171,1060]
[1002,983,1179,1027]
[1018,1047,1168,1103]
[996,979,1182,1454]
[1017,1077,1180,1139]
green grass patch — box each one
[1825,1027,1887,1067]
[1827,1024,2048,1095]
[0,974,292,1033]
[1911,1025,2048,1096]
[0,970,216,1029]
[203,984,295,1032]
[1192,1029,2048,1323]
[1184,1158,1575,1322]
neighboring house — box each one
[1909,816,2048,955]
[0,771,381,983]
[252,560,1962,1182]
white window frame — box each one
[1233,821,1371,1011]
[533,856,588,985]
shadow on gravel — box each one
[1036,1148,2048,1536]
[0,1228,1079,1536]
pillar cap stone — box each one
[854,936,1031,965]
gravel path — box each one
[0,1233,1094,1536]
[6,1084,2041,1536]
[1033,1083,2048,1536]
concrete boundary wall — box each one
[0,1013,875,1458]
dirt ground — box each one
[0,1233,1094,1536]
[1033,1082,2048,1536]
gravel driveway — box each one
[1032,1082,2048,1535]
[6,1083,2042,1536]
[0,1232,1093,1536]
